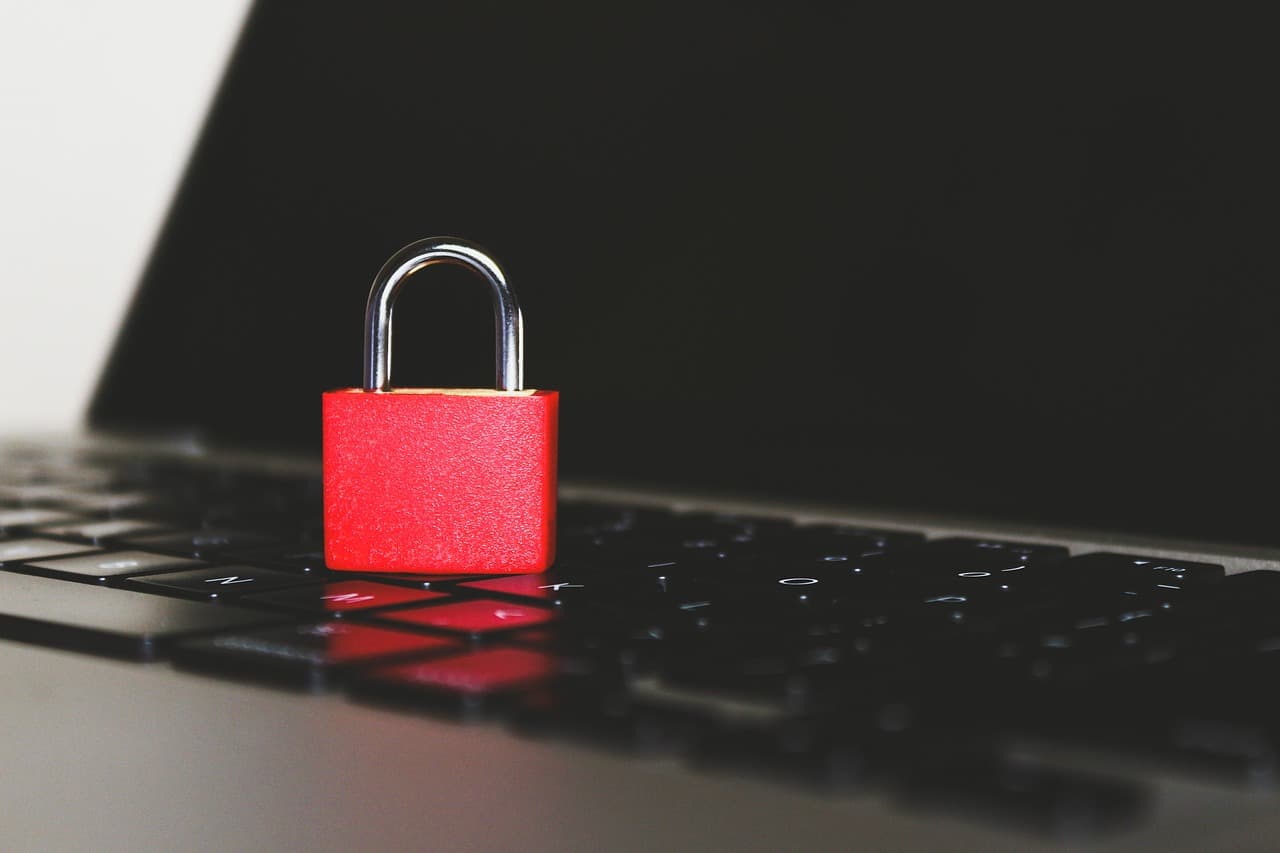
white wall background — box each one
[0,0,249,432]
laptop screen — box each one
[91,3,1280,546]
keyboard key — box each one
[0,483,88,503]
[0,462,112,491]
[123,528,282,558]
[457,572,597,605]
[0,538,99,565]
[688,717,878,789]
[832,538,1070,602]
[239,547,329,574]
[375,598,557,636]
[20,550,206,584]
[910,538,1069,578]
[0,480,119,502]
[895,753,1148,838]
[1064,552,1224,593]
[661,650,808,709]
[558,502,667,537]
[241,580,449,614]
[352,647,560,716]
[55,489,157,513]
[930,537,1068,561]
[35,517,171,544]
[673,511,797,535]
[797,524,927,557]
[692,565,871,605]
[557,540,722,575]
[126,566,315,599]
[513,682,704,755]
[0,571,282,660]
[174,621,463,689]
[118,503,207,528]
[0,508,85,531]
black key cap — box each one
[1147,717,1280,785]
[850,538,1070,600]
[895,753,1148,838]
[685,510,796,531]
[558,502,667,537]
[199,504,314,534]
[993,618,1179,691]
[173,621,464,689]
[34,517,171,544]
[0,571,281,660]
[237,547,329,574]
[661,648,811,709]
[1064,552,1224,594]
[126,566,315,599]
[796,524,927,557]
[19,550,206,584]
[120,503,207,528]
[689,717,878,790]
[914,537,1069,577]
[123,528,282,558]
[1174,570,1280,641]
[697,570,857,606]
[1016,667,1280,786]
[556,538,723,575]
[513,681,704,755]
[0,538,99,565]
[241,580,449,615]
[657,512,799,548]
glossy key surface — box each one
[22,550,205,584]
[0,570,281,660]
[242,580,449,614]
[125,565,315,599]
[353,647,559,716]
[123,529,282,558]
[35,518,171,544]
[174,621,463,688]
[0,538,99,564]
[375,598,557,636]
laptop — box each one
[4,2,1280,848]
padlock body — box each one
[323,389,557,574]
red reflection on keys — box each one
[316,581,448,612]
[314,621,462,663]
[460,574,554,599]
[458,574,589,602]
[369,647,557,693]
[379,598,555,634]
[511,628,555,646]
[243,580,449,614]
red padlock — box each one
[323,238,557,574]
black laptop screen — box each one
[91,3,1280,546]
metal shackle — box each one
[363,237,524,392]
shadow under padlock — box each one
[322,237,559,574]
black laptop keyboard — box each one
[5,445,1280,838]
